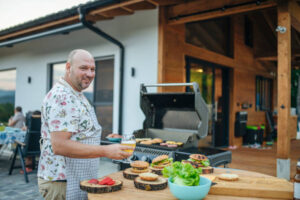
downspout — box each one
[78,7,125,134]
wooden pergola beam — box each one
[168,0,277,25]
[289,0,300,33]
[147,0,186,6]
[89,0,144,15]
[277,0,291,179]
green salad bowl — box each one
[168,176,212,200]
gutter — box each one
[78,6,125,135]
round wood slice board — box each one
[80,179,122,194]
[149,166,163,175]
[202,166,214,174]
[134,176,168,191]
[123,168,152,180]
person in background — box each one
[8,106,26,129]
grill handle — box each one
[141,82,199,93]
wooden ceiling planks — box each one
[167,0,277,25]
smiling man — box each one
[37,49,132,200]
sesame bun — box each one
[152,155,169,164]
[152,138,163,143]
[218,173,239,181]
[139,172,159,181]
[189,154,208,161]
[140,140,153,145]
[130,161,149,168]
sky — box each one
[0,70,16,90]
[0,0,91,31]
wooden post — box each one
[277,0,291,180]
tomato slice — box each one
[88,179,99,184]
[98,177,114,185]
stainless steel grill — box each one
[103,82,231,170]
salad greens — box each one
[162,161,202,186]
[188,158,210,167]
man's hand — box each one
[103,144,134,160]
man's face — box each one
[68,52,95,91]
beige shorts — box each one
[38,178,66,200]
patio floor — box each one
[0,156,119,200]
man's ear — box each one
[66,62,71,73]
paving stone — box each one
[0,156,118,200]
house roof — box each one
[0,0,186,43]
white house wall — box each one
[0,9,158,133]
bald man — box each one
[37,49,132,200]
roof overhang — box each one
[0,0,186,45]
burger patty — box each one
[132,167,148,170]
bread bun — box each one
[152,138,163,143]
[130,161,149,168]
[139,173,159,181]
[152,155,168,164]
[218,173,239,181]
[140,140,153,145]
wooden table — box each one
[88,168,292,200]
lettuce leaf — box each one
[162,161,202,186]
[151,158,173,167]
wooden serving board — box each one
[134,176,168,191]
[203,175,293,199]
[123,168,152,180]
[149,167,163,175]
[80,179,122,194]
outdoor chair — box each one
[265,111,277,142]
[8,115,41,183]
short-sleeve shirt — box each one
[12,112,25,129]
[37,78,99,181]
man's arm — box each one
[51,131,133,160]
[8,118,17,127]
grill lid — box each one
[140,82,209,145]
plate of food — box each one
[80,177,123,193]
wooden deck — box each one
[225,139,300,180]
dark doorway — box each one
[186,56,229,147]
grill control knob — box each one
[141,155,152,163]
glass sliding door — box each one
[186,57,229,147]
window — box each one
[256,76,272,111]
[0,69,16,123]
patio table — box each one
[88,168,293,200]
[0,127,26,155]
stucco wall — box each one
[0,9,158,133]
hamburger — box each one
[130,161,150,173]
[151,155,173,169]
[182,154,213,174]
